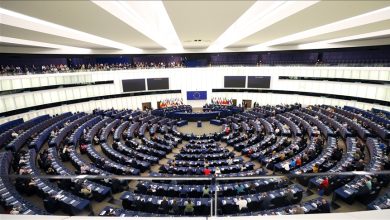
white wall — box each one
[211,92,390,112]
[0,66,389,121]
[0,93,182,124]
[0,84,118,112]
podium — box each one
[197,121,202,127]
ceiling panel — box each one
[230,1,390,48]
[0,42,46,49]
[1,0,164,49]
[333,37,390,47]
[0,24,108,49]
[164,0,255,49]
[0,0,389,53]
[283,20,390,45]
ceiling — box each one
[0,0,389,54]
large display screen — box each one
[122,79,146,92]
[247,76,271,88]
[224,76,246,88]
[147,78,169,90]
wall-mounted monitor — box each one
[122,79,146,92]
[224,76,246,88]
[248,76,271,88]
[147,78,169,90]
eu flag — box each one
[187,91,207,100]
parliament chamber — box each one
[1,1,390,219]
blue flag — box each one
[187,91,207,100]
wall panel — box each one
[0,67,389,119]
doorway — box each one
[242,100,252,109]
[142,102,152,111]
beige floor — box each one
[177,121,223,136]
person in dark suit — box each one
[261,192,271,210]
[25,178,37,196]
[355,159,365,171]
[317,198,330,213]
[195,166,203,175]
[285,188,294,205]
[44,193,60,213]
[169,198,180,215]
[158,197,169,214]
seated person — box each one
[249,182,257,194]
[80,143,88,154]
[93,135,100,145]
[158,197,169,214]
[355,159,365,171]
[312,164,319,173]
[169,199,180,215]
[44,192,60,213]
[195,166,203,175]
[202,186,210,197]
[60,145,71,161]
[319,177,329,195]
[203,167,211,176]
[279,153,286,161]
[80,164,89,174]
[236,196,248,212]
[317,198,330,213]
[26,178,37,195]
[235,184,245,195]
[289,159,296,169]
[293,205,305,214]
[282,162,290,172]
[365,177,372,191]
[184,199,194,215]
[215,167,221,175]
[10,205,22,215]
[80,185,92,199]
[260,192,271,210]
[295,157,302,167]
[46,166,56,175]
[11,130,19,138]
[285,188,294,205]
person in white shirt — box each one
[10,206,21,214]
[227,157,233,165]
[386,198,390,206]
[236,196,248,211]
[282,162,290,171]
[80,164,89,174]
[93,135,100,145]
[214,167,221,175]
[11,130,19,138]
